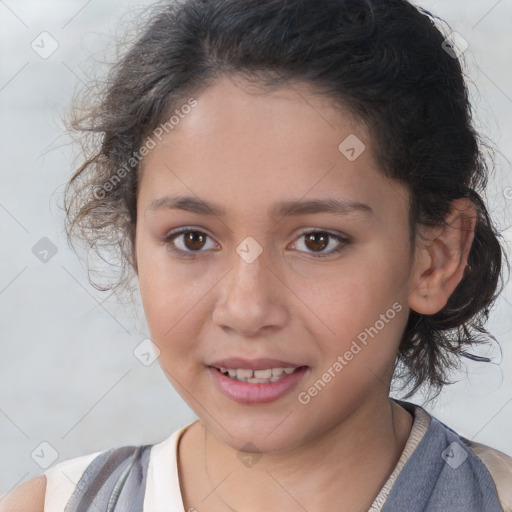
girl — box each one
[4,0,511,510]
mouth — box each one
[207,363,310,404]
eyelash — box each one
[162,227,350,259]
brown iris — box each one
[304,232,329,252]
[183,231,207,250]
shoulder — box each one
[0,451,103,512]
[43,450,103,512]
[1,425,194,512]
[460,436,512,512]
[397,401,511,511]
[0,475,47,512]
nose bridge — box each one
[229,237,271,297]
[212,237,287,335]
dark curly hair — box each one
[63,0,507,398]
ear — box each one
[408,198,477,315]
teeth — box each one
[235,368,253,379]
[254,369,272,379]
[217,366,301,382]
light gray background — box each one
[0,0,511,495]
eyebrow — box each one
[146,195,373,218]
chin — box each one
[206,413,310,455]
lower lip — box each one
[208,366,309,404]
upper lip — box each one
[208,358,306,370]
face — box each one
[135,76,415,453]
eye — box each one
[290,229,350,258]
[163,228,218,258]
[162,227,350,259]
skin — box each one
[0,475,46,512]
[133,76,476,512]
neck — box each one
[178,397,413,512]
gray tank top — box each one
[63,403,504,512]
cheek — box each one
[136,237,217,358]
[299,246,410,364]
[136,238,187,336]
[298,247,409,320]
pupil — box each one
[305,232,328,252]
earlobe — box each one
[408,198,477,315]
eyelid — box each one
[293,227,350,241]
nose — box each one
[212,248,289,337]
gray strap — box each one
[381,406,504,512]
[64,444,152,512]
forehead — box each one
[137,76,407,219]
